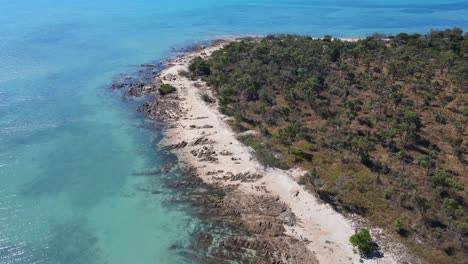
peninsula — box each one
[116,29,467,263]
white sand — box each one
[157,39,404,264]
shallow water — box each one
[0,0,467,263]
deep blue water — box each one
[0,1,467,263]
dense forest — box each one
[189,28,467,263]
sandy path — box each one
[157,40,403,264]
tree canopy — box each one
[190,28,468,263]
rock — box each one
[220,172,263,182]
[220,150,233,156]
[163,140,188,150]
[191,136,210,146]
[288,213,297,226]
[137,96,183,120]
[111,82,125,89]
[141,63,156,68]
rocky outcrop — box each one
[162,140,188,150]
[111,42,318,264]
[190,146,218,162]
[217,171,263,182]
[137,95,183,120]
[172,169,318,264]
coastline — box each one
[122,38,411,263]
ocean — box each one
[0,0,467,263]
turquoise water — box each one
[0,1,467,263]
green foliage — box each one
[440,95,455,107]
[453,218,468,235]
[349,135,374,164]
[291,148,313,162]
[200,92,216,103]
[418,154,437,177]
[414,193,432,214]
[278,122,301,153]
[395,151,412,162]
[394,110,422,147]
[350,229,377,256]
[158,84,177,95]
[395,219,404,234]
[189,56,211,76]
[190,29,468,262]
[431,170,463,191]
[239,135,287,169]
[391,92,403,108]
[443,198,464,218]
[345,98,363,115]
[323,35,332,42]
[435,111,447,124]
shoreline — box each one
[118,37,410,263]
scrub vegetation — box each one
[158,83,177,95]
[189,28,468,263]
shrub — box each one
[350,229,377,256]
[443,198,464,218]
[158,84,177,95]
[431,170,463,191]
[239,135,288,169]
[291,148,313,162]
[440,95,455,107]
[200,92,216,103]
[178,69,190,77]
[395,219,403,233]
[189,56,211,76]
[395,219,408,237]
[298,175,308,185]
[395,151,412,162]
[435,111,447,124]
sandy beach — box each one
[142,39,410,264]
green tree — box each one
[419,151,438,178]
[395,219,405,236]
[350,229,376,256]
[350,135,374,164]
[390,92,403,111]
[345,98,363,116]
[396,110,422,148]
[414,193,431,215]
[189,56,211,76]
[443,198,464,218]
[279,122,301,153]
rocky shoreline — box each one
[111,38,411,264]
[111,40,317,263]
[169,167,317,263]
